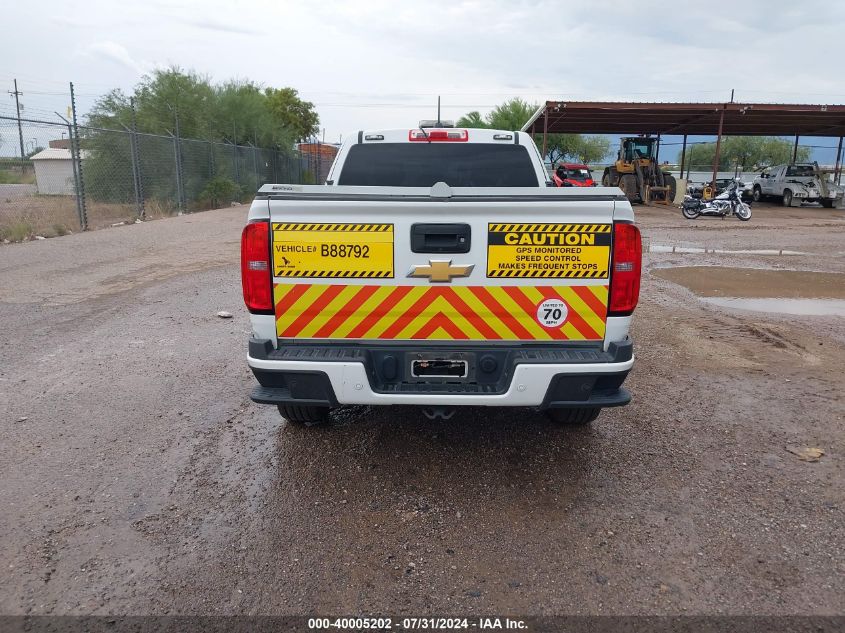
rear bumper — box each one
[247,339,633,409]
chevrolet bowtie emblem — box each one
[408,259,474,283]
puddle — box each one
[652,267,845,299]
[653,266,845,316]
[648,243,808,256]
[701,297,845,317]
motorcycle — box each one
[682,179,752,221]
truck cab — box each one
[241,124,639,426]
[754,163,844,208]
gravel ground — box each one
[0,202,843,616]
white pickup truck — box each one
[752,163,844,208]
[240,125,640,426]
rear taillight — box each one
[608,222,642,316]
[241,221,273,313]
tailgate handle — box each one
[411,223,471,253]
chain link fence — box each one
[0,114,310,242]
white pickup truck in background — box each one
[752,162,844,208]
[241,124,640,426]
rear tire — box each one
[546,407,601,426]
[682,205,701,219]
[663,174,677,202]
[752,186,763,202]
[619,174,638,202]
[277,404,330,425]
[782,189,793,207]
[821,199,834,208]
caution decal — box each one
[487,223,611,278]
[272,223,393,278]
[274,283,607,341]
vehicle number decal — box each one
[487,223,611,278]
[272,223,393,278]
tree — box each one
[87,67,318,147]
[265,87,319,141]
[456,98,538,131]
[82,68,319,209]
[678,136,811,170]
[541,134,580,165]
[456,99,610,164]
[456,111,487,128]
[485,98,538,131]
[575,135,611,165]
[542,134,611,165]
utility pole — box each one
[8,79,25,159]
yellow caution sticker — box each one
[272,223,394,278]
[487,223,611,278]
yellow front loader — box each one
[601,137,676,203]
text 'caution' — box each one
[487,223,611,278]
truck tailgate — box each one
[262,187,622,343]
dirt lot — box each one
[0,202,843,617]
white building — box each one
[30,148,83,195]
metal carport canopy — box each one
[522,101,845,137]
[522,101,845,187]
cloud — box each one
[11,0,845,141]
[178,17,262,36]
[82,41,144,74]
[49,14,90,28]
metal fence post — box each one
[122,124,143,217]
[69,82,88,230]
[209,139,215,179]
[251,142,259,186]
[129,98,145,218]
[54,112,85,229]
[173,134,185,211]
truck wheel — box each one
[782,189,793,207]
[619,174,638,202]
[546,407,601,425]
[752,186,763,202]
[277,404,330,425]
[663,174,677,201]
[821,200,834,208]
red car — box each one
[553,163,596,187]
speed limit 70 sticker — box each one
[272,223,394,278]
[536,298,568,328]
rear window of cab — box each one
[337,143,539,187]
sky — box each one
[3,0,845,160]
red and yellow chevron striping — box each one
[274,283,608,341]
